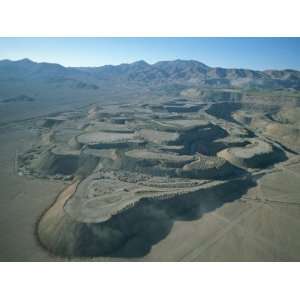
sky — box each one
[0,37,299,70]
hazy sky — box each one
[0,37,299,70]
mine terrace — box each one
[15,94,300,259]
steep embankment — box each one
[37,172,256,258]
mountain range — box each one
[1,58,300,90]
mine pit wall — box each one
[164,105,203,113]
[49,154,79,176]
[173,124,229,156]
[206,103,242,123]
[76,154,100,178]
[84,142,130,150]
[218,146,287,169]
[68,136,82,150]
[23,148,100,179]
[84,140,145,151]
[199,140,250,156]
[178,162,245,180]
[120,153,244,180]
[37,177,256,258]
[30,150,79,176]
[199,90,243,103]
[42,118,65,129]
[206,102,282,124]
[119,155,178,177]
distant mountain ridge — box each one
[0,58,300,90]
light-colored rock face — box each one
[123,149,196,173]
[84,121,134,133]
[138,129,179,144]
[153,119,210,131]
[217,139,285,169]
[125,149,194,163]
[64,171,210,223]
[64,174,140,223]
[51,146,80,156]
[226,139,273,159]
[273,107,300,125]
[182,155,227,171]
[77,131,136,145]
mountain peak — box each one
[153,59,210,71]
[16,58,35,64]
[132,60,149,66]
[0,58,299,90]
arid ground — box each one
[1,59,300,261]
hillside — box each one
[1,58,300,90]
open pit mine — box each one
[15,96,299,260]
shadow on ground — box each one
[74,177,256,258]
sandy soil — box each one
[0,124,65,261]
[139,162,300,261]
